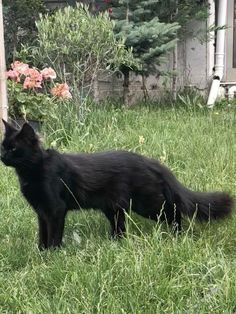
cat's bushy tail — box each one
[162,166,234,221]
[177,189,233,221]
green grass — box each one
[0,104,236,313]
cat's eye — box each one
[9,147,16,152]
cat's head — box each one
[1,120,41,168]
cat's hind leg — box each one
[102,206,126,238]
[160,203,182,232]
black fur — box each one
[0,120,234,249]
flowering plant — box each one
[6,61,72,121]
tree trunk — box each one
[172,42,178,101]
[172,0,178,102]
[123,68,130,105]
[141,74,149,102]
[93,75,100,103]
[91,0,96,14]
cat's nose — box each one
[0,146,6,158]
[0,148,9,165]
[0,147,8,162]
[0,154,7,163]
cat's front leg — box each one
[38,216,48,250]
[47,209,67,248]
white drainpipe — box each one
[207,0,228,107]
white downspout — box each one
[228,85,236,98]
[207,0,228,107]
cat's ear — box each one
[2,119,17,136]
[18,123,38,142]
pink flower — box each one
[6,69,20,81]
[11,61,29,76]
[23,76,42,89]
[27,68,43,81]
[23,68,43,89]
[51,83,72,99]
[6,61,29,81]
[41,67,57,80]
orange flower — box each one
[41,67,57,80]
[61,90,73,99]
[51,83,72,99]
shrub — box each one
[27,3,137,102]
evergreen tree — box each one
[154,0,208,37]
[101,0,180,103]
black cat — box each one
[0,120,234,249]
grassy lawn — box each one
[0,104,235,313]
